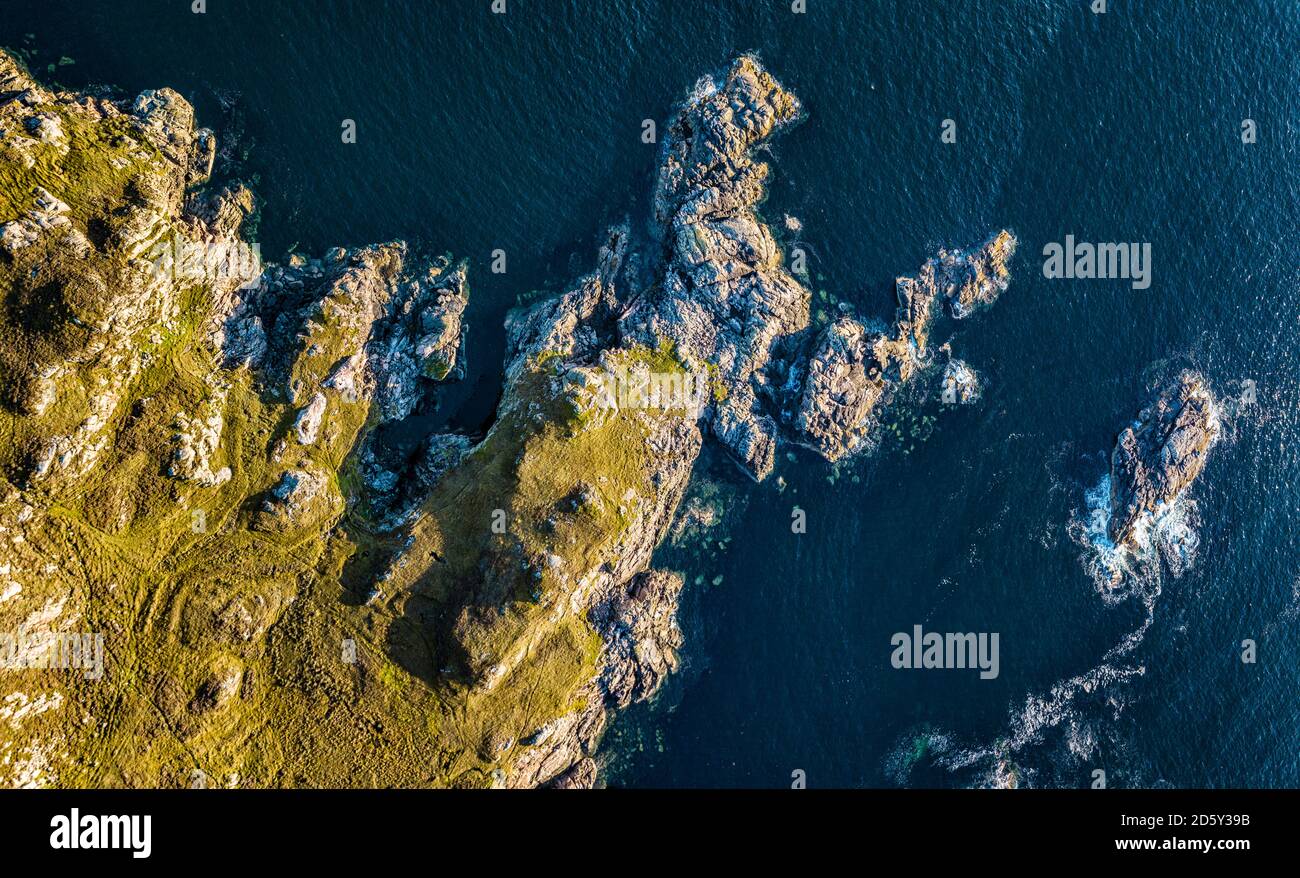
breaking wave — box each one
[1067,473,1200,605]
[890,607,1153,788]
[900,386,1230,787]
[890,473,1182,787]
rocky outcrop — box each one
[0,52,482,788]
[293,393,327,445]
[0,49,253,486]
[1108,371,1220,547]
[544,757,598,790]
[941,230,1016,319]
[504,225,627,381]
[218,244,467,424]
[256,466,332,531]
[507,569,685,789]
[794,318,888,460]
[895,230,1017,354]
[357,431,475,532]
[368,261,468,420]
[444,369,701,689]
[621,56,809,481]
[940,357,981,405]
[0,187,72,254]
[0,47,1030,792]
[589,569,684,709]
[791,231,1016,459]
[404,61,812,782]
[171,382,232,487]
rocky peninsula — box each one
[0,51,1016,788]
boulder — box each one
[293,392,327,444]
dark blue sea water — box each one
[3,0,1296,788]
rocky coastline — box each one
[0,49,1028,788]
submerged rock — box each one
[1108,371,1220,547]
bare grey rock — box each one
[940,358,981,405]
[293,392,327,444]
[171,384,232,487]
[894,229,1018,356]
[589,569,685,709]
[509,568,687,789]
[219,244,467,425]
[257,466,331,531]
[504,225,627,382]
[0,186,71,253]
[544,757,598,790]
[794,318,888,460]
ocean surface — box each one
[2,0,1296,788]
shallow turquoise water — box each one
[2,0,1297,787]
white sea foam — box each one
[1068,473,1200,604]
[930,440,1211,784]
[908,645,1148,788]
[882,727,953,785]
[685,74,718,106]
[894,512,1170,785]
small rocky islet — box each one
[0,50,1217,788]
[1106,370,1220,549]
